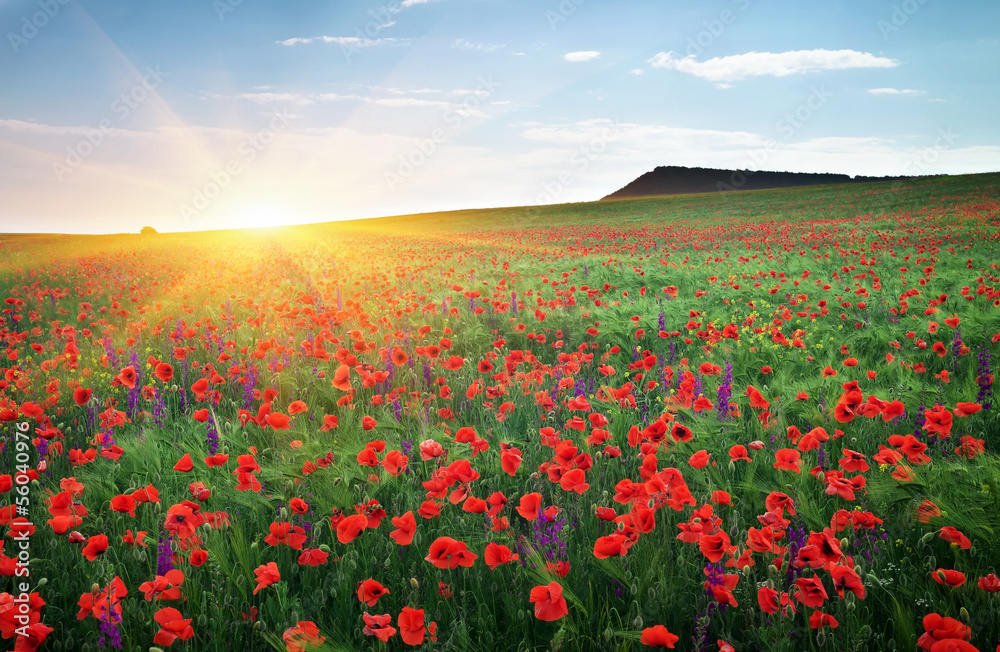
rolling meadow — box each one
[2,172,1000,651]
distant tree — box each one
[140,226,158,235]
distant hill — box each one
[602,165,921,200]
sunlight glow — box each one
[228,203,293,230]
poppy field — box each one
[3,173,1000,652]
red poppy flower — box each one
[699,531,732,563]
[154,362,174,383]
[688,450,711,469]
[641,625,679,647]
[152,607,195,646]
[390,511,416,546]
[292,548,326,566]
[484,542,519,570]
[82,534,109,561]
[529,581,569,621]
[139,569,185,602]
[773,449,802,473]
[425,536,477,569]
[397,607,425,646]
[516,493,542,521]
[809,611,839,629]
[939,526,972,550]
[793,576,828,608]
[917,613,971,650]
[357,579,389,607]
[253,562,280,595]
[977,573,1000,593]
[337,513,369,544]
[361,613,396,642]
[173,453,194,472]
[932,568,966,587]
[265,522,308,550]
[282,620,326,652]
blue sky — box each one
[1,0,998,233]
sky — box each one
[1,0,998,234]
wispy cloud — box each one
[213,89,487,116]
[401,0,438,6]
[235,92,320,106]
[564,51,601,63]
[452,39,505,53]
[648,49,899,85]
[278,36,409,47]
[868,88,924,96]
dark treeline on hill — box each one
[602,165,928,200]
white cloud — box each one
[401,0,439,7]
[216,90,487,117]
[236,93,317,106]
[564,51,601,62]
[628,68,645,75]
[648,49,899,84]
[453,39,505,53]
[278,36,408,47]
[929,98,948,103]
[868,88,923,96]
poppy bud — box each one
[280,507,288,520]
[728,461,736,473]
[919,531,935,544]
[199,614,207,627]
[768,565,779,578]
[960,607,970,623]
[847,601,855,612]
[840,537,849,549]
[633,615,643,629]
[36,578,47,588]
[150,648,166,652]
[319,544,331,553]
[816,631,826,646]
[91,583,100,594]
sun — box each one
[229,203,293,230]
